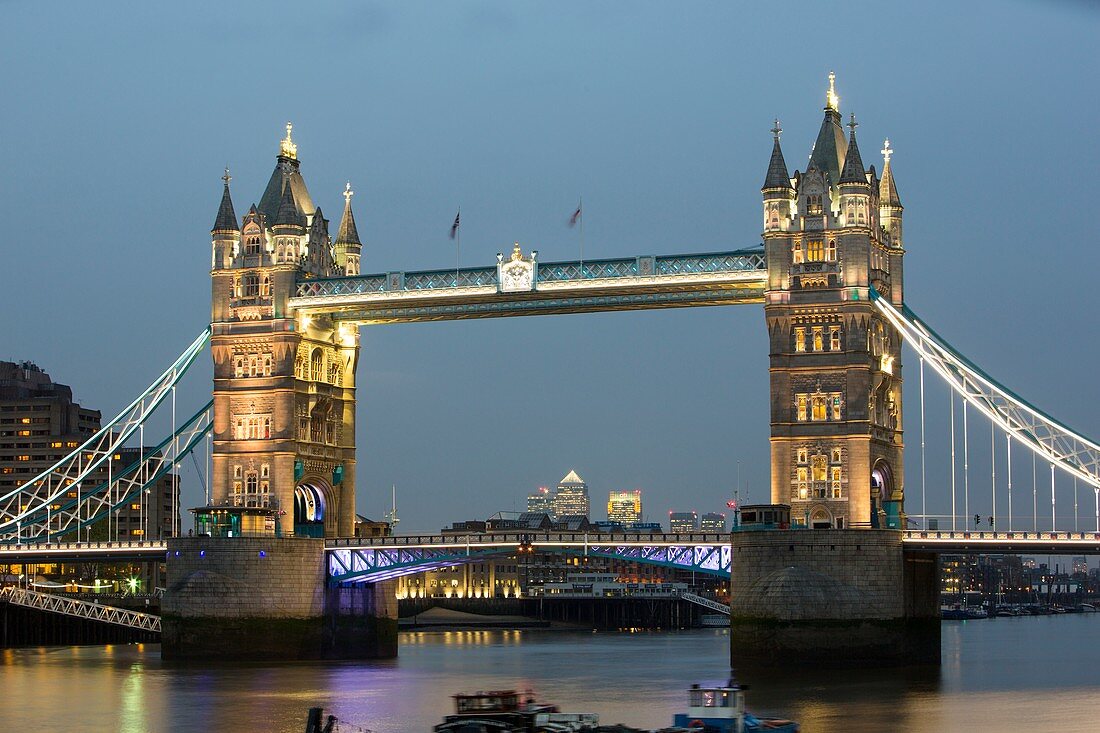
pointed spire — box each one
[762,119,793,192]
[211,166,239,233]
[839,113,867,184]
[335,182,362,245]
[808,72,847,185]
[273,174,304,229]
[879,139,901,206]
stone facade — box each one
[728,529,939,665]
[208,128,362,538]
[763,76,906,529]
[161,537,396,660]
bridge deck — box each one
[0,587,161,632]
[289,249,766,324]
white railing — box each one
[0,586,161,632]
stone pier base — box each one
[161,537,396,661]
[729,529,939,667]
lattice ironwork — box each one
[327,546,504,583]
[0,587,161,632]
[679,590,731,614]
[587,543,730,575]
[537,258,637,282]
[873,290,1100,490]
[655,251,765,275]
[297,276,386,298]
[0,330,210,539]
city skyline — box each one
[2,3,1098,533]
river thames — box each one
[3,615,1099,732]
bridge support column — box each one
[729,529,939,667]
[161,537,396,661]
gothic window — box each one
[329,361,341,385]
[812,327,823,352]
[831,448,842,464]
[234,418,245,439]
[796,395,808,422]
[242,274,260,298]
[277,244,285,262]
[260,464,269,479]
[248,356,258,377]
[807,240,825,262]
[245,472,258,493]
[245,234,261,255]
[792,242,804,264]
[234,357,244,378]
[796,467,808,499]
[826,240,836,262]
[829,326,841,351]
[831,467,842,497]
[295,354,307,380]
[310,349,323,382]
[807,195,823,216]
[233,465,243,479]
[261,276,271,297]
[797,448,808,464]
[263,354,272,376]
[831,394,842,421]
[794,328,806,353]
[811,455,827,482]
[811,394,827,421]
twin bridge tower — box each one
[208,79,906,537]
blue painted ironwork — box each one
[294,248,765,300]
[327,546,506,584]
[585,543,731,576]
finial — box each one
[847,113,858,136]
[511,242,523,261]
[343,181,354,205]
[881,138,893,163]
[222,166,231,186]
[280,121,298,159]
[826,71,840,111]
[771,118,782,142]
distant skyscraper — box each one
[527,486,554,516]
[699,512,727,532]
[554,469,589,518]
[607,490,642,523]
[669,511,697,533]
[1072,557,1088,575]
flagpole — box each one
[455,207,461,287]
[579,196,584,277]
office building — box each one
[699,512,727,532]
[669,511,698,533]
[554,469,589,519]
[607,489,642,523]
[527,486,554,516]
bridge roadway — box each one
[2,530,1099,578]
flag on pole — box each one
[568,202,582,228]
[450,211,461,240]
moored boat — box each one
[671,680,799,733]
[433,690,599,733]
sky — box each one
[2,1,1098,534]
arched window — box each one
[234,357,244,378]
[310,349,323,382]
[261,276,271,297]
[811,395,827,421]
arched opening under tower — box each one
[809,505,833,530]
[294,482,328,538]
[870,460,895,529]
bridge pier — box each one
[729,529,939,667]
[161,537,396,661]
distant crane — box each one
[384,484,400,529]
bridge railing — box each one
[326,532,733,548]
[902,530,1100,542]
[0,587,161,632]
[0,540,166,553]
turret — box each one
[333,182,363,275]
[761,121,796,233]
[807,71,848,195]
[271,174,306,265]
[838,114,871,228]
[211,168,239,270]
[878,139,903,248]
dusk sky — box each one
[3,1,1098,533]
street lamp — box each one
[517,535,535,597]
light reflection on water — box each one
[3,617,1100,732]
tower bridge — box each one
[2,76,1098,664]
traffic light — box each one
[974,514,981,526]
[989,516,995,528]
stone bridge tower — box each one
[208,125,362,538]
[762,75,906,529]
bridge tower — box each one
[208,125,361,538]
[763,74,906,530]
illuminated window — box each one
[260,464,269,479]
[812,327,823,352]
[831,448,842,463]
[811,395,827,421]
[17,430,30,437]
[50,442,62,448]
[829,326,841,351]
[792,242,804,264]
[797,467,808,485]
[831,394,842,421]
[234,357,244,378]
[20,418,30,424]
[67,441,78,448]
[826,240,836,262]
[233,465,243,479]
[261,276,271,296]
[130,503,141,511]
[831,467,842,497]
[806,195,823,216]
[245,234,262,255]
[796,395,808,422]
[1,468,13,474]
[242,274,260,298]
[132,528,144,537]
[794,328,806,352]
[16,455,29,461]
[812,455,827,482]
[807,240,825,262]
[797,448,808,464]
[263,355,272,377]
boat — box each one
[433,690,599,733]
[671,680,799,733]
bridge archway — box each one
[809,505,833,530]
[294,481,330,538]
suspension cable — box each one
[950,392,957,532]
[919,357,927,526]
[963,401,970,529]
[1007,434,1013,531]
[991,419,996,530]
